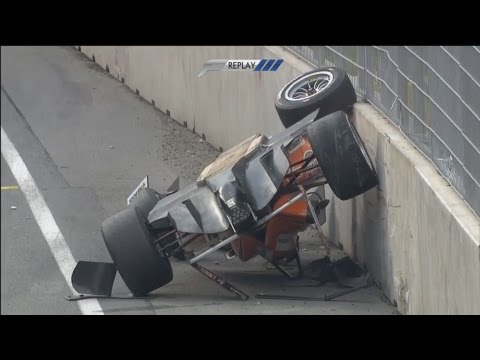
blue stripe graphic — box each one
[254,59,267,71]
[262,59,276,71]
[270,59,284,71]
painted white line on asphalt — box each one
[1,126,104,315]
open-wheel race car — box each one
[68,67,379,301]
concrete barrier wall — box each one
[340,105,480,314]
[79,46,310,150]
[78,46,480,314]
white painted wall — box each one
[78,45,480,314]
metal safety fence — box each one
[288,46,480,218]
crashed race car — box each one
[69,67,379,301]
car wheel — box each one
[102,206,173,296]
[306,111,379,200]
[275,67,357,128]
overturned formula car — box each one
[69,67,378,301]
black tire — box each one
[275,67,357,128]
[128,187,163,217]
[307,111,379,200]
[102,206,173,296]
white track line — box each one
[1,126,103,315]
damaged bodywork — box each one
[68,67,379,302]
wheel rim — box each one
[285,71,334,102]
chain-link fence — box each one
[288,46,480,218]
